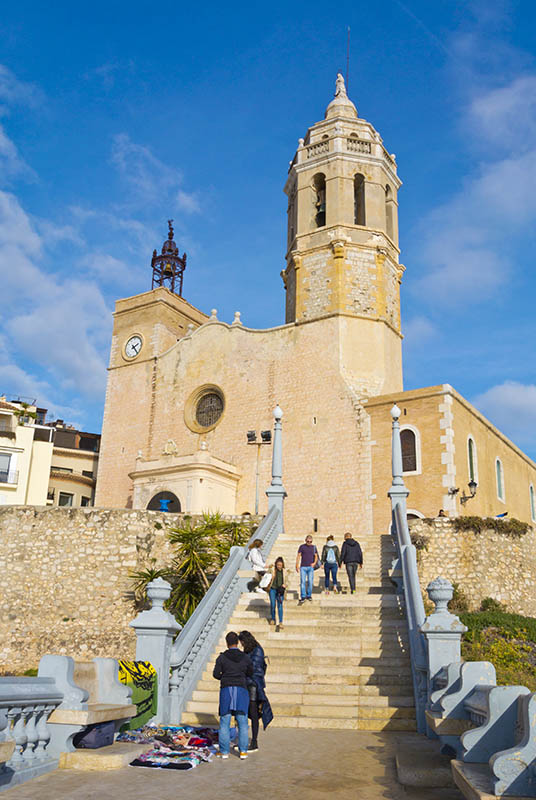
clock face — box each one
[125,335,143,359]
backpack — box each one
[326,546,337,564]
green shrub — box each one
[449,581,469,613]
[460,609,536,691]
[452,516,531,538]
[480,597,507,613]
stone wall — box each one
[411,517,536,615]
[0,506,254,673]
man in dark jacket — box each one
[213,631,253,759]
[340,532,363,594]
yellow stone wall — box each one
[96,313,376,539]
[367,385,536,534]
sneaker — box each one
[269,619,276,626]
[278,623,284,630]
[306,596,312,602]
[324,589,330,595]
[249,742,259,752]
[298,599,305,606]
[217,753,229,759]
[239,752,248,760]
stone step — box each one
[194,677,413,697]
[190,688,415,708]
[180,711,416,732]
[184,699,416,720]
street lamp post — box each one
[247,428,272,514]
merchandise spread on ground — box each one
[117,724,221,770]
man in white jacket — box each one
[247,538,266,593]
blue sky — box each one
[0,1,535,458]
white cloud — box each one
[402,316,438,349]
[177,189,201,214]
[0,64,42,109]
[110,133,182,204]
[78,251,132,283]
[414,71,536,306]
[0,189,111,403]
[472,381,536,452]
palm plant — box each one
[129,513,256,624]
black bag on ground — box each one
[73,721,115,749]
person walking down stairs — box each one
[237,631,273,753]
[266,557,287,630]
[246,539,267,593]
[341,532,363,595]
[321,535,341,594]
[212,631,253,759]
[295,535,319,605]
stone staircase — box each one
[181,532,417,731]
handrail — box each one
[167,505,282,722]
[388,404,428,734]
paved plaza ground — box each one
[3,730,463,800]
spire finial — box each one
[167,219,174,240]
[335,72,347,98]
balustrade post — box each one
[265,405,287,518]
[130,577,181,724]
[421,577,467,715]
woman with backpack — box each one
[237,631,273,753]
[321,535,341,594]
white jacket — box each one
[247,547,266,572]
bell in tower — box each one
[151,220,187,296]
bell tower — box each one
[282,73,404,395]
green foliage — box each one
[461,609,536,691]
[13,402,37,425]
[480,597,507,613]
[129,513,254,626]
[448,581,469,613]
[23,668,38,677]
[452,515,531,538]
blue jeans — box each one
[324,562,338,589]
[219,711,248,754]
[269,587,284,622]
[300,565,314,599]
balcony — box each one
[0,470,19,485]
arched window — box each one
[468,437,477,483]
[496,458,505,502]
[400,428,418,473]
[530,484,535,522]
[354,173,365,226]
[385,184,394,240]
[312,173,326,228]
[147,491,181,513]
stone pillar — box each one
[129,578,181,723]
[265,405,287,517]
[420,577,467,708]
[387,403,409,514]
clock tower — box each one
[95,224,208,507]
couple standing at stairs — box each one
[296,533,364,603]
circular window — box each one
[184,384,226,433]
[196,392,224,427]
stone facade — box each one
[0,507,253,673]
[411,517,536,616]
[368,385,536,533]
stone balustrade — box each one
[389,403,536,796]
[306,141,329,158]
[0,676,62,789]
[346,137,372,154]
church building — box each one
[95,76,536,536]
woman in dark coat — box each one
[238,630,273,752]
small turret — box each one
[151,220,187,296]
